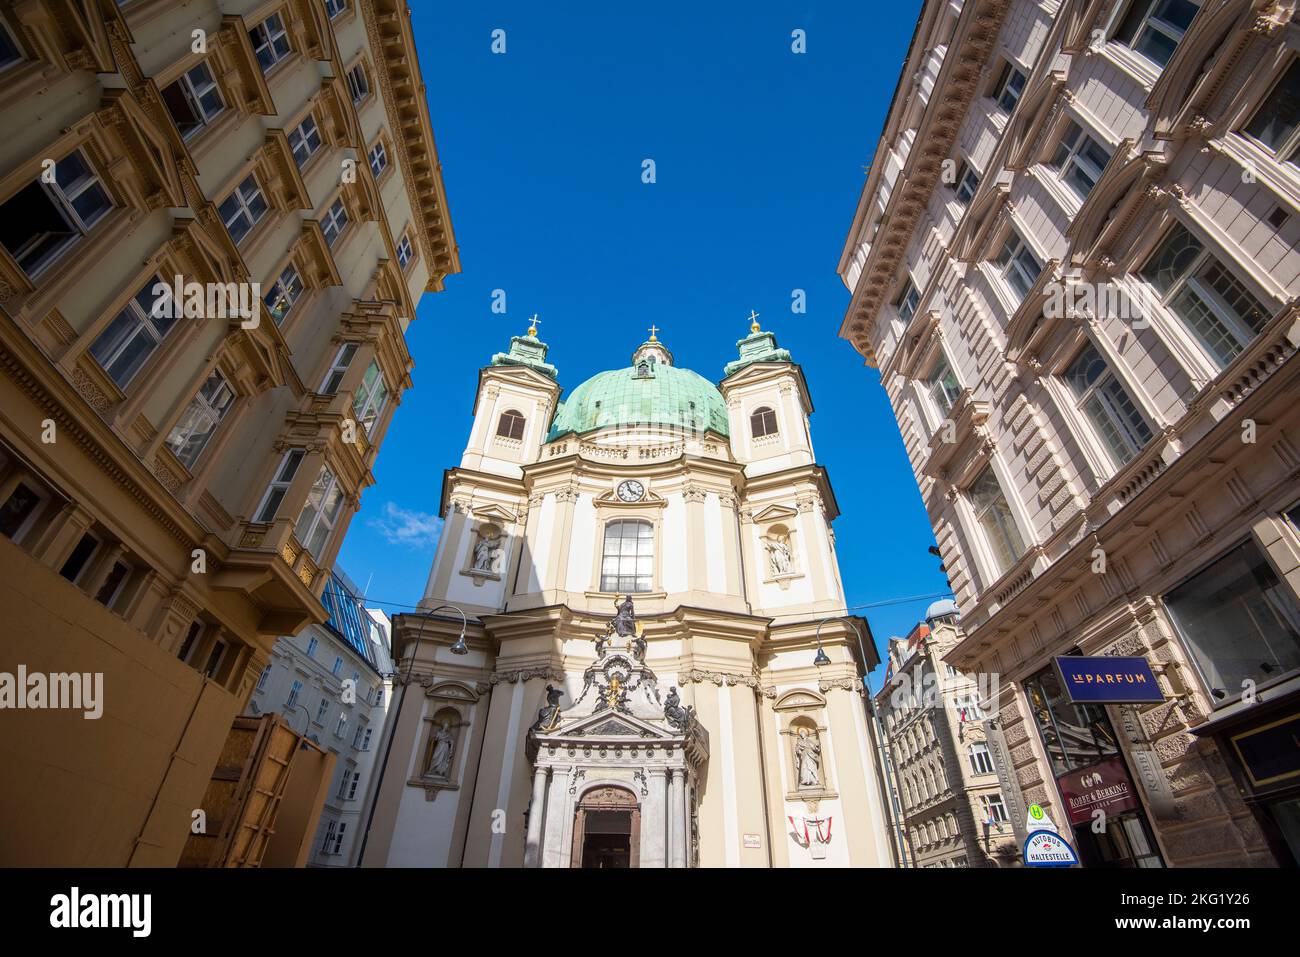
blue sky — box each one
[337,0,943,686]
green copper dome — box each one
[547,340,729,440]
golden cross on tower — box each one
[748,310,761,333]
[647,324,659,341]
[527,314,540,336]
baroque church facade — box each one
[361,321,895,867]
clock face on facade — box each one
[616,480,645,503]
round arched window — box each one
[496,409,525,440]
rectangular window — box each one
[360,727,372,749]
[347,771,360,800]
[0,149,113,276]
[954,694,986,723]
[335,712,348,737]
[249,12,291,72]
[161,62,225,138]
[992,61,1027,112]
[1140,223,1271,368]
[1113,0,1201,69]
[0,482,46,543]
[331,821,346,854]
[1164,540,1300,703]
[331,656,343,676]
[325,0,348,19]
[969,742,995,775]
[995,231,1043,301]
[320,343,358,394]
[968,465,1025,576]
[321,819,338,854]
[953,160,980,204]
[306,636,318,658]
[1064,343,1153,467]
[0,17,22,70]
[254,449,306,523]
[1244,60,1300,167]
[202,638,229,679]
[257,664,271,691]
[396,234,413,269]
[352,361,389,433]
[316,698,330,724]
[165,370,235,468]
[981,794,1008,824]
[288,115,322,168]
[219,175,269,245]
[1048,120,1112,199]
[94,561,131,609]
[367,141,388,178]
[926,355,962,418]
[346,64,369,105]
[321,198,348,247]
[59,532,99,584]
[88,278,176,388]
[896,280,920,324]
[600,519,654,593]
[1023,661,1122,776]
[263,263,303,325]
[286,679,302,709]
[177,621,203,664]
[295,465,345,559]
[337,769,352,798]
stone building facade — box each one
[0,0,456,865]
[360,322,896,868]
[837,0,1300,866]
[876,601,1019,867]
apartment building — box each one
[838,0,1300,866]
[876,600,1018,867]
[0,0,457,865]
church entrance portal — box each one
[571,787,640,868]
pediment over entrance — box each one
[540,708,676,743]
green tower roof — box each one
[547,338,729,440]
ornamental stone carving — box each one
[490,667,565,685]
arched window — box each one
[750,406,778,438]
[496,409,525,440]
[600,519,653,593]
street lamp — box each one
[355,603,467,866]
[813,615,911,868]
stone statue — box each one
[795,727,821,787]
[427,720,454,777]
[767,537,792,576]
[611,595,636,637]
[472,536,495,572]
[531,684,563,732]
[664,686,695,732]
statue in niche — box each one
[766,534,793,576]
[426,719,455,778]
[531,684,563,732]
[472,527,503,573]
[794,727,822,788]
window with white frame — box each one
[325,0,348,19]
[320,819,341,855]
[288,114,322,168]
[264,263,303,325]
[346,63,369,105]
[253,449,306,523]
[161,62,225,139]
[286,679,302,708]
[165,369,235,469]
[0,149,113,276]
[335,712,348,737]
[896,279,920,324]
[1139,222,1272,368]
[1243,59,1300,168]
[306,636,318,657]
[347,771,361,800]
[968,464,1025,576]
[219,175,269,245]
[0,16,23,70]
[968,742,995,775]
[295,464,345,559]
[94,559,132,610]
[320,343,358,394]
[337,769,352,797]
[396,233,414,269]
[980,793,1008,824]
[1112,0,1202,69]
[321,197,348,247]
[249,12,291,72]
[600,519,653,593]
[991,61,1026,112]
[1164,539,1300,703]
[89,277,178,388]
[257,664,271,691]
[1064,343,1153,468]
[316,698,330,724]
[368,140,388,178]
[951,159,980,204]
[995,230,1043,301]
[1048,120,1112,199]
[955,693,985,723]
[352,361,389,433]
[925,354,962,419]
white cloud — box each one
[370,502,442,549]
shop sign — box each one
[1054,656,1164,704]
[1056,757,1141,827]
[1230,712,1300,789]
[1023,830,1078,867]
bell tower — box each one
[720,315,813,477]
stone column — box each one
[668,768,687,868]
[642,767,669,867]
[523,765,549,867]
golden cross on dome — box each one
[527,314,540,336]
[748,310,761,333]
[647,324,659,341]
